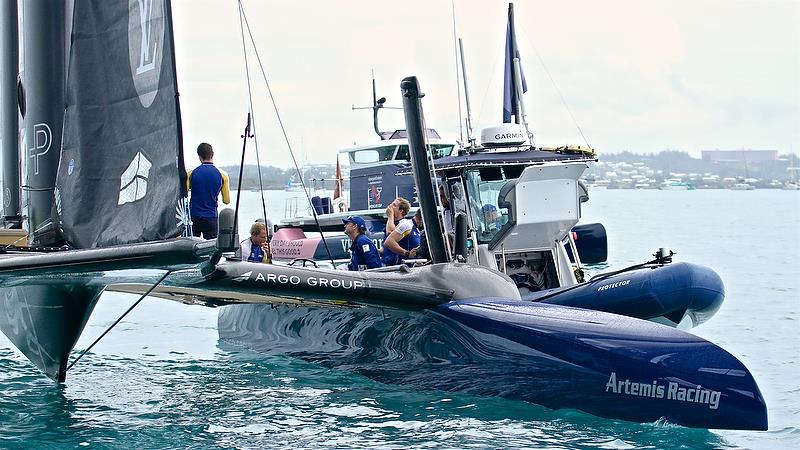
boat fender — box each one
[453,212,468,259]
[217,208,238,253]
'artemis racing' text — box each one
[605,372,721,409]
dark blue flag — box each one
[503,4,527,123]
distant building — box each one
[701,150,777,163]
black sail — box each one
[56,0,184,248]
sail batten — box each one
[57,0,184,249]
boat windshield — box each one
[395,144,455,162]
[464,167,519,243]
[348,145,399,164]
[348,144,455,165]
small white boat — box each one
[782,182,800,190]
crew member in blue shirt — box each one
[481,203,504,232]
[187,143,230,239]
[381,197,420,266]
[343,216,382,271]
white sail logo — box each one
[136,0,157,75]
[28,122,51,175]
[118,151,152,205]
[128,0,164,107]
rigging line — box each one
[237,1,268,223]
[520,29,591,149]
[533,257,670,304]
[238,3,336,266]
[233,113,254,240]
[19,185,54,191]
[2,219,57,249]
[66,270,173,373]
[450,0,464,144]
[420,103,453,258]
[252,131,268,221]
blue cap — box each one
[343,215,367,230]
[481,204,497,214]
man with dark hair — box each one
[343,216,382,271]
[187,142,230,239]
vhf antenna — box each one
[352,70,401,140]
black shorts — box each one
[192,216,218,239]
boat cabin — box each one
[275,123,597,296]
[340,129,456,211]
[423,142,594,293]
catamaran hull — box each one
[0,285,103,381]
[218,298,767,430]
[0,238,216,381]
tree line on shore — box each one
[221,164,340,190]
[597,151,799,182]
[222,150,800,190]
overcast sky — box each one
[171,0,800,168]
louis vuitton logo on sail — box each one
[605,372,721,410]
[128,0,164,107]
[135,0,157,75]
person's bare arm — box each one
[385,206,397,234]
[383,231,407,257]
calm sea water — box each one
[1,189,798,449]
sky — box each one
[171,0,800,169]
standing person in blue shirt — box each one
[381,197,420,266]
[343,216,382,271]
[187,143,230,239]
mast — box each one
[21,0,68,245]
[1,0,21,228]
[458,38,475,147]
[400,76,448,264]
[502,3,528,126]
[507,3,519,124]
[513,58,533,145]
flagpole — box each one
[513,58,533,146]
[458,38,475,147]
[508,3,520,124]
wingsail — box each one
[56,0,187,249]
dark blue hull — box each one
[533,262,725,327]
[218,298,767,430]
